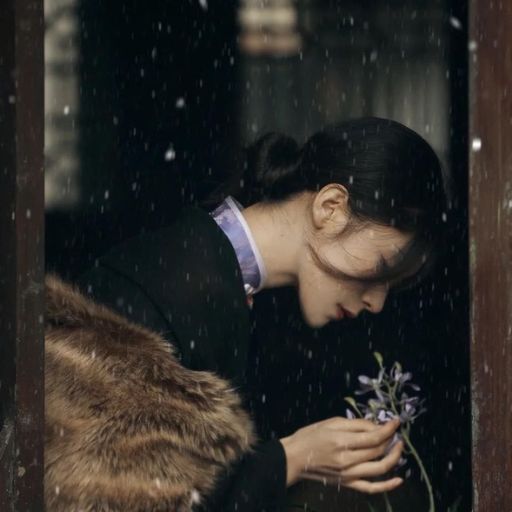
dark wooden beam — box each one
[469,1,512,510]
[0,0,45,510]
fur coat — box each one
[45,274,256,512]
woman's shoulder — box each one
[77,203,252,385]
[95,204,239,278]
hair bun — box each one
[244,132,303,201]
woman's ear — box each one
[311,183,350,235]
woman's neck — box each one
[241,196,306,290]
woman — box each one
[75,116,448,511]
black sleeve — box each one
[200,439,288,512]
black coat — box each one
[77,205,287,512]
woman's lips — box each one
[336,304,355,320]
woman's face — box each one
[296,221,415,328]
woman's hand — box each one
[279,417,404,493]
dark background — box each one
[45,0,470,510]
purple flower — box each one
[344,353,435,510]
[355,368,386,395]
[348,359,425,427]
[345,408,356,419]
[384,431,404,456]
[344,354,428,470]
[390,363,422,392]
[377,409,398,423]
[398,393,427,423]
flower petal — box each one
[358,375,372,385]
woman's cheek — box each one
[298,282,330,328]
[297,266,332,327]
[297,282,318,326]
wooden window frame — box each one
[469,1,512,510]
[0,0,45,510]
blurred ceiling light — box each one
[237,0,302,57]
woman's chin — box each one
[303,312,330,329]
[298,299,330,328]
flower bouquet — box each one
[344,352,434,512]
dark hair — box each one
[207,116,450,291]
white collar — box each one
[209,196,267,296]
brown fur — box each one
[45,274,256,512]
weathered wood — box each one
[0,421,15,511]
[0,0,45,510]
[469,0,512,510]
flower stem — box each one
[383,491,393,512]
[352,403,365,418]
[382,381,435,512]
[399,429,435,512]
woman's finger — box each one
[339,440,404,478]
[304,442,403,480]
[331,417,388,432]
[314,438,393,472]
[342,420,400,450]
[314,416,383,432]
[344,476,404,495]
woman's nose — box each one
[362,285,389,314]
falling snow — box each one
[449,17,462,30]
[164,147,176,161]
